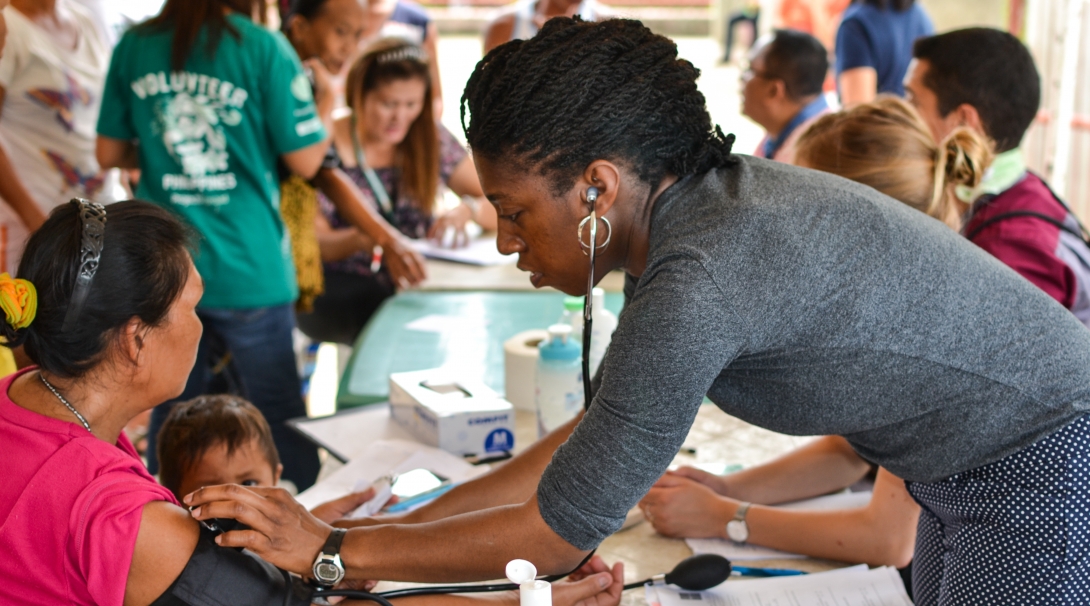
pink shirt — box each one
[0,368,178,606]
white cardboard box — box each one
[389,369,516,456]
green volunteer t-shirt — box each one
[97,14,326,308]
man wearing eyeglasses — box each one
[742,29,831,165]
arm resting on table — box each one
[643,467,918,568]
[716,435,873,505]
[340,411,584,528]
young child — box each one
[157,395,624,605]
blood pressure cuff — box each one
[150,524,314,606]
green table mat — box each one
[337,291,624,409]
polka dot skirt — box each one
[906,414,1090,605]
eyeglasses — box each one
[740,64,776,84]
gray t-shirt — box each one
[537,156,1090,550]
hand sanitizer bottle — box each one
[589,288,617,377]
[560,296,584,340]
[536,324,582,437]
[507,560,551,606]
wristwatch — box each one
[726,502,752,543]
[312,528,347,587]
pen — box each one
[732,566,808,577]
[370,244,384,273]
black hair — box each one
[158,394,281,499]
[283,0,332,33]
[761,29,828,101]
[142,0,264,71]
[853,0,915,10]
[913,28,1040,153]
[461,18,734,195]
[3,201,193,379]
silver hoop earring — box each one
[578,214,612,255]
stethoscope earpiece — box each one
[586,187,600,205]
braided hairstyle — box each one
[461,18,734,195]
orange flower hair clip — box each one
[0,272,37,330]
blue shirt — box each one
[835,1,933,97]
[762,95,829,159]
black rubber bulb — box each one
[663,554,733,591]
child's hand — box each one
[309,488,376,524]
[552,556,624,606]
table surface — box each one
[419,259,628,293]
[337,291,625,408]
[334,274,850,604]
[367,404,843,605]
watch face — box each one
[727,520,749,543]
[316,561,344,583]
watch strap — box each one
[733,502,752,523]
[322,528,347,556]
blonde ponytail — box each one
[796,96,994,229]
[932,127,993,215]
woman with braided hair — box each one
[189,18,1090,604]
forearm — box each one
[837,68,877,108]
[95,136,140,169]
[721,436,872,504]
[348,412,583,527]
[318,227,373,262]
[341,498,586,583]
[746,468,917,567]
[384,593,516,606]
[744,503,910,566]
[0,141,44,229]
[315,168,403,245]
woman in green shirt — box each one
[96,0,329,489]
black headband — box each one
[61,199,107,333]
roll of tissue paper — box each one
[504,329,548,412]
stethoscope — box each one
[580,186,603,410]
[312,553,735,604]
[315,190,666,605]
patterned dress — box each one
[319,123,468,277]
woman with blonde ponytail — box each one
[795,96,993,229]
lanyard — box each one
[350,115,395,218]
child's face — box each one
[176,439,282,499]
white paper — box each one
[686,491,873,561]
[290,405,417,462]
[645,584,663,606]
[296,439,488,510]
[653,565,912,606]
[408,237,516,266]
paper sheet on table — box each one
[295,439,488,510]
[288,405,417,462]
[652,565,912,606]
[408,237,516,266]
[686,490,873,561]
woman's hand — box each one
[664,466,732,496]
[184,484,330,575]
[379,232,427,288]
[552,556,625,606]
[427,202,473,248]
[310,489,376,524]
[639,474,736,539]
[303,58,336,128]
